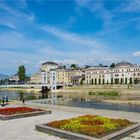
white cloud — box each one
[133,51,140,56]
[76,0,113,23]
[122,0,140,13]
[43,25,106,48]
[53,59,80,65]
[0,1,35,29]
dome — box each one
[115,61,133,67]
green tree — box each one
[95,78,97,85]
[99,64,103,67]
[91,79,94,84]
[63,65,66,69]
[134,78,138,84]
[18,65,26,82]
[110,63,115,68]
[121,78,123,84]
[125,77,127,84]
[129,77,132,84]
[70,64,77,69]
[111,78,113,84]
[84,65,90,68]
[107,80,109,84]
[99,78,101,84]
[80,80,83,85]
[102,79,105,84]
[115,78,118,84]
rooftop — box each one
[42,61,58,66]
[115,61,133,67]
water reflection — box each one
[0,91,48,100]
[0,91,140,113]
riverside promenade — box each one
[0,103,140,140]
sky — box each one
[0,0,140,75]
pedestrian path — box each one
[0,103,139,140]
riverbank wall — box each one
[0,87,41,93]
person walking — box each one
[2,97,5,105]
[22,98,25,104]
[6,96,8,104]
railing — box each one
[0,83,66,88]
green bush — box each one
[89,91,119,96]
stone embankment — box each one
[0,87,41,93]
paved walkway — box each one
[0,104,140,140]
[0,109,83,140]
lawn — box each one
[46,115,134,138]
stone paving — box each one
[0,108,83,140]
[0,104,140,140]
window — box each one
[134,73,136,76]
[53,76,55,80]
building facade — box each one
[30,73,41,84]
[40,61,58,90]
[85,61,140,84]
[56,68,84,85]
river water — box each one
[0,91,140,113]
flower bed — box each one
[0,107,42,115]
[0,107,51,120]
[46,115,134,138]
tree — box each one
[110,63,115,68]
[99,78,101,84]
[111,78,113,84]
[80,80,83,85]
[129,77,132,84]
[134,78,138,84]
[70,64,77,69]
[63,65,66,69]
[115,78,118,84]
[125,77,127,84]
[95,78,97,85]
[99,64,103,67]
[102,79,105,84]
[18,65,26,82]
[91,79,94,84]
[84,65,90,68]
[121,78,123,84]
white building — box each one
[85,61,140,84]
[40,61,58,90]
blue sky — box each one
[0,0,140,75]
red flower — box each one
[0,107,42,116]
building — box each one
[85,61,140,84]
[56,68,84,85]
[30,73,41,84]
[57,68,68,84]
[71,75,85,85]
[41,61,58,90]
[40,61,58,72]
[9,73,19,82]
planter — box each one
[36,123,140,140]
[0,107,51,120]
[35,115,140,140]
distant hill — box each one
[0,74,8,80]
